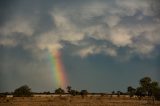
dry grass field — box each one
[0,95,160,106]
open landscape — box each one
[1,0,160,106]
[1,76,160,106]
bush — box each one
[70,90,80,96]
[0,93,6,97]
[153,87,160,100]
[55,88,65,94]
[80,90,88,96]
[13,85,32,97]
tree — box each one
[110,91,115,98]
[139,77,151,96]
[66,86,72,93]
[127,86,136,97]
[135,87,146,99]
[0,93,6,97]
[80,90,88,97]
[139,77,160,99]
[128,77,160,101]
[148,82,158,96]
[149,81,160,100]
[43,91,50,95]
[70,90,80,96]
[66,86,80,96]
[117,91,121,97]
[13,85,32,97]
[112,91,115,95]
[55,88,65,94]
[152,87,160,100]
[140,77,151,87]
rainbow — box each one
[49,50,68,89]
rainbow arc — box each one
[49,50,68,89]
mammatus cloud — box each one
[0,0,160,59]
[109,28,132,47]
[76,45,117,58]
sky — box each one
[0,0,160,93]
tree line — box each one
[1,76,160,100]
[127,77,160,100]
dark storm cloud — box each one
[0,0,15,27]
[1,0,159,57]
[151,0,160,18]
[0,0,56,31]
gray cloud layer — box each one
[0,0,160,59]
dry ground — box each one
[0,95,160,106]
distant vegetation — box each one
[13,85,32,97]
[55,88,65,94]
[54,86,88,97]
[127,77,160,100]
[0,77,160,101]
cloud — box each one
[109,28,132,47]
[0,17,35,36]
[0,38,17,47]
[103,15,121,27]
[75,44,117,58]
[115,0,153,16]
[0,0,160,59]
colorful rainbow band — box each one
[49,51,68,90]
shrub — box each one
[55,88,65,94]
[80,90,88,96]
[13,85,32,97]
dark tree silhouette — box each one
[66,86,71,93]
[66,86,80,96]
[127,86,136,97]
[55,88,65,94]
[135,87,145,99]
[139,77,151,96]
[13,85,32,97]
[117,91,121,97]
[80,90,88,98]
[131,77,160,101]
[152,87,160,100]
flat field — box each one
[0,95,160,106]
